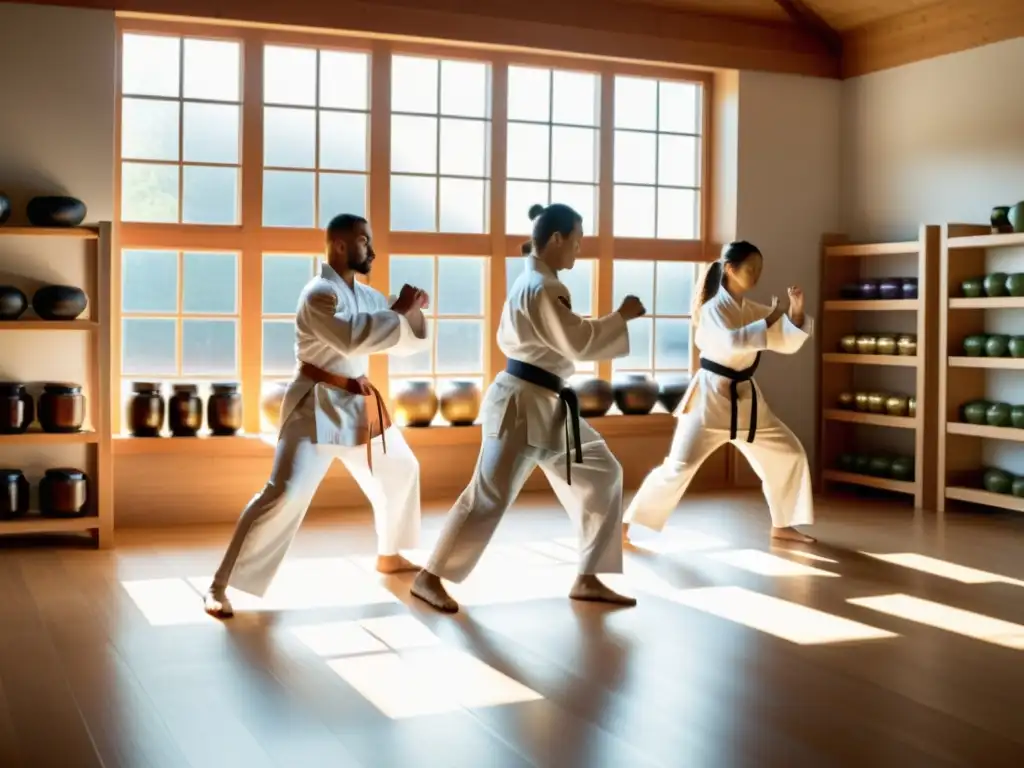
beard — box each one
[349,248,373,275]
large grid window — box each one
[612,76,702,239]
[119,34,242,224]
[261,253,323,377]
[262,45,371,228]
[611,260,695,383]
[390,56,491,233]
[506,66,600,236]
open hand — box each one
[617,295,647,321]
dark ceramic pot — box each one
[858,280,879,300]
[901,278,918,300]
[613,374,659,415]
[0,469,30,520]
[984,272,1009,298]
[32,285,88,321]
[890,456,914,482]
[0,383,33,434]
[26,196,87,228]
[0,285,28,320]
[657,376,691,414]
[572,378,614,418]
[991,206,1012,233]
[128,382,165,437]
[208,383,243,436]
[38,383,85,433]
[1009,202,1024,234]
[878,278,901,301]
[0,192,10,225]
[839,283,860,299]
[39,468,89,517]
[169,384,203,437]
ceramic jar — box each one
[438,381,482,426]
[39,468,88,517]
[392,380,439,427]
[0,382,33,434]
[38,383,85,433]
[208,383,243,436]
[0,468,30,520]
[128,382,165,437]
[168,384,203,437]
[613,374,659,415]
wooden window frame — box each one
[113,16,713,437]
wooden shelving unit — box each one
[817,226,940,508]
[937,226,1024,514]
[0,223,114,547]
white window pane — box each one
[121,162,178,223]
[614,130,656,185]
[262,320,297,375]
[320,111,367,172]
[440,59,488,118]
[658,134,699,188]
[613,260,655,308]
[122,33,180,98]
[263,171,315,228]
[439,178,486,234]
[552,70,599,127]
[614,317,652,371]
[264,107,316,169]
[550,183,596,237]
[319,173,367,228]
[182,319,237,376]
[505,257,525,295]
[389,256,434,298]
[506,181,549,235]
[655,318,690,370]
[437,257,484,315]
[183,102,240,164]
[551,126,597,184]
[122,250,178,313]
[655,261,695,315]
[507,123,549,181]
[263,254,315,313]
[320,50,369,110]
[390,175,436,232]
[182,166,238,225]
[391,115,437,174]
[614,76,657,131]
[508,66,550,123]
[657,187,698,240]
[121,98,179,161]
[436,319,483,373]
[183,252,237,314]
[264,45,316,106]
[183,39,240,102]
[659,80,700,134]
[613,185,656,238]
[439,118,487,177]
[390,319,434,375]
[392,56,438,114]
[559,260,595,316]
[123,318,176,375]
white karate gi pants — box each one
[212,394,420,597]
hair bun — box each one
[527,203,545,221]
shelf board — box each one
[823,242,918,258]
[944,487,1024,513]
[948,297,1024,309]
[948,356,1024,370]
[824,410,916,429]
[947,232,1024,250]
[822,353,919,367]
[946,423,1024,442]
[0,319,97,331]
[822,470,917,495]
[824,299,919,311]
[0,430,98,445]
[0,515,99,536]
[0,226,98,240]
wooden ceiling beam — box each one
[772,0,842,56]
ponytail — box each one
[692,260,723,326]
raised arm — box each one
[530,285,630,362]
[752,293,813,355]
[299,284,414,357]
[386,293,431,358]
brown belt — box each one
[298,362,391,471]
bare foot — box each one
[203,589,234,619]
[569,575,637,607]
[376,553,420,574]
[771,526,816,543]
[410,571,459,613]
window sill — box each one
[111,413,677,456]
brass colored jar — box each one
[838,335,858,354]
[208,382,243,436]
[876,335,897,355]
[392,380,439,427]
[855,335,878,355]
[854,392,870,412]
[439,380,482,426]
[867,392,886,413]
[168,384,203,437]
[908,396,917,418]
[896,334,917,356]
[38,383,85,433]
[885,395,909,417]
[128,382,164,437]
[837,391,855,409]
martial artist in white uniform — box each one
[411,203,648,613]
[204,214,431,618]
[623,240,816,545]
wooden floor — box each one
[2,491,1024,768]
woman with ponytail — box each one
[413,203,648,613]
[624,240,816,545]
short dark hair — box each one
[529,203,582,250]
[325,213,367,238]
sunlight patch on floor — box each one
[771,547,839,564]
[708,549,840,578]
[625,529,732,554]
[862,552,1024,587]
[120,578,223,627]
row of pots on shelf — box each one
[0,468,89,520]
[960,400,1024,428]
[962,334,1024,358]
[838,334,917,356]
[0,194,87,228]
[836,454,915,482]
[128,382,243,437]
[836,391,916,417]
[961,273,1024,298]
[839,278,917,301]
[0,382,86,434]
[979,468,1024,497]
[991,204,1024,233]
[0,284,88,321]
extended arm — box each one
[531,287,630,362]
[386,294,431,358]
[696,302,774,354]
[300,285,414,357]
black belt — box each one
[699,354,761,443]
[505,359,583,484]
